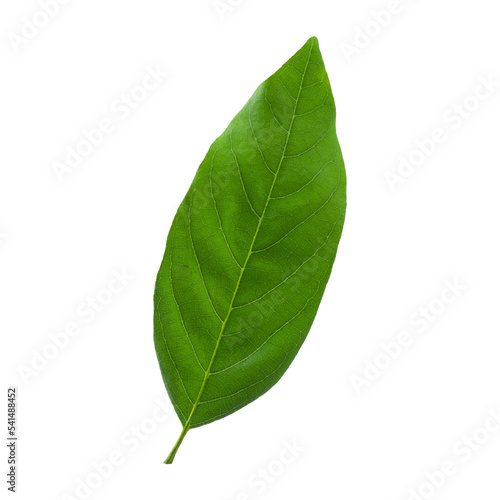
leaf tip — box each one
[306,36,319,48]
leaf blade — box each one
[154,36,346,456]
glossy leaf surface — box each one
[154,37,346,462]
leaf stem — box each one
[164,424,190,464]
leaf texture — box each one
[154,36,346,461]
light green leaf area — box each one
[154,36,346,461]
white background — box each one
[1,0,500,499]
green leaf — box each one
[154,36,346,463]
